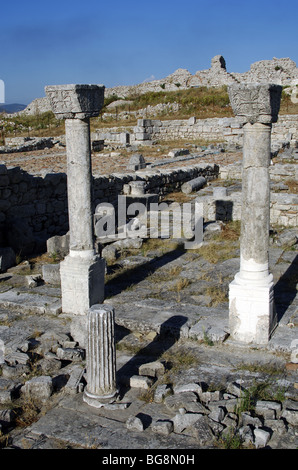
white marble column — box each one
[45,84,106,315]
[83,304,118,407]
[228,83,282,344]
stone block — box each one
[229,279,276,344]
[127,154,146,171]
[60,255,105,315]
[42,264,61,285]
[254,428,271,448]
[47,233,69,257]
[172,409,202,433]
[213,187,227,198]
[135,132,151,141]
[168,148,190,158]
[173,382,203,395]
[151,419,173,436]
[126,416,144,432]
[56,347,85,362]
[154,384,173,403]
[138,361,165,378]
[137,119,152,127]
[190,415,215,445]
[129,375,154,389]
[21,376,53,402]
[64,365,85,394]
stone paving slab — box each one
[18,394,198,449]
[0,288,62,315]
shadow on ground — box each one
[105,244,186,297]
[116,315,188,399]
[274,254,298,322]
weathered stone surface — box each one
[138,361,165,378]
[172,409,202,433]
[64,366,84,394]
[129,375,154,390]
[189,414,215,445]
[151,419,173,436]
[45,84,105,119]
[127,154,146,171]
[47,233,69,257]
[56,347,84,362]
[164,392,198,411]
[21,376,53,402]
[154,384,173,403]
[42,264,61,285]
[173,382,203,395]
[254,428,271,448]
[228,83,282,124]
[126,416,144,432]
[281,409,298,426]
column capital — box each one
[45,84,105,119]
[228,83,282,125]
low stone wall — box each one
[94,114,298,148]
[0,137,59,154]
[219,162,298,182]
[0,162,219,255]
[0,165,68,255]
[200,191,298,227]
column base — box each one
[60,253,105,315]
[229,276,277,344]
[83,389,119,408]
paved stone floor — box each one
[0,143,297,451]
[0,223,297,451]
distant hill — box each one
[0,103,27,114]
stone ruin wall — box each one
[0,162,219,256]
[19,55,298,116]
[104,55,298,98]
[94,114,298,147]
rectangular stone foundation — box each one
[229,280,277,344]
[60,255,105,315]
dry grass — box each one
[205,285,228,306]
[161,191,195,204]
[216,221,241,241]
[161,348,199,375]
[194,240,238,264]
[15,396,40,428]
[285,179,298,194]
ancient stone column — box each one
[45,84,106,315]
[228,83,282,344]
[83,304,118,407]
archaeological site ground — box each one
[0,56,297,452]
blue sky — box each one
[1,0,298,104]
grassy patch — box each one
[285,179,298,194]
[161,348,199,375]
[14,396,41,428]
[215,221,241,242]
[217,430,244,449]
[0,111,64,139]
[205,285,228,306]
[194,240,238,264]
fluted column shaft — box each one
[83,305,118,407]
